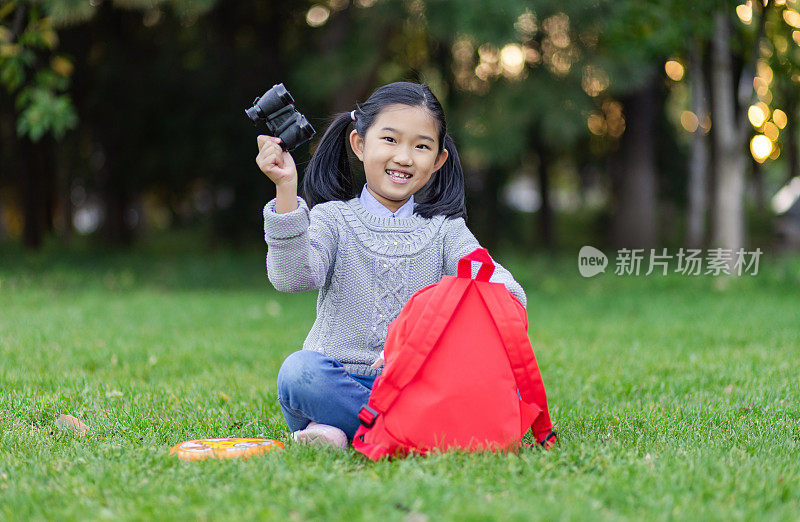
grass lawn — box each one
[1,238,799,521]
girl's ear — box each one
[433,148,449,173]
[349,129,364,161]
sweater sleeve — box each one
[263,197,338,292]
[442,217,528,307]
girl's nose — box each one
[393,147,413,166]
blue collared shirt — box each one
[359,184,415,218]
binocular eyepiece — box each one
[245,83,315,151]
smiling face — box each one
[349,104,449,213]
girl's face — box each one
[349,104,448,213]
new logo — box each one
[578,246,608,277]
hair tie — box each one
[350,110,356,121]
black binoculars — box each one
[245,83,315,151]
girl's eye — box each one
[382,137,429,149]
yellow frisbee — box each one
[170,438,284,461]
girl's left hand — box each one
[370,350,385,369]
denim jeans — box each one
[276,350,376,440]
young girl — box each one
[256,82,526,449]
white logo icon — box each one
[578,246,608,277]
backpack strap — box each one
[475,284,556,447]
[457,247,494,281]
[368,275,471,416]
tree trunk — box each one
[710,11,745,251]
[0,153,6,239]
[785,97,799,184]
[751,157,765,212]
[687,39,710,248]
[21,138,43,249]
[99,145,133,244]
[42,136,56,236]
[0,194,5,240]
[483,165,502,251]
[102,185,131,244]
[55,140,73,240]
[611,76,659,248]
[535,141,554,249]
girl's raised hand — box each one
[256,135,297,187]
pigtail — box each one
[303,113,355,207]
[415,134,467,220]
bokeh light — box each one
[681,111,699,132]
[664,60,684,81]
[773,108,788,129]
[475,63,491,81]
[603,100,625,138]
[515,12,537,38]
[736,3,752,24]
[452,37,473,63]
[478,44,499,64]
[581,65,609,97]
[783,9,800,28]
[753,76,770,97]
[587,113,606,136]
[762,121,780,141]
[500,44,525,77]
[523,45,541,65]
[748,104,768,127]
[756,61,773,84]
[542,13,574,76]
[306,5,330,27]
[750,134,773,163]
[699,114,711,133]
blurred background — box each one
[2,0,800,254]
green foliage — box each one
[0,0,220,144]
[0,47,33,90]
[0,2,77,141]
[15,83,77,141]
[40,0,218,27]
[37,0,97,26]
[0,0,792,247]
[425,0,525,45]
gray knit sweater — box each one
[263,196,527,377]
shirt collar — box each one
[359,184,415,218]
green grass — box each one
[2,240,800,521]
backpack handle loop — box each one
[457,248,495,281]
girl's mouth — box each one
[386,169,412,184]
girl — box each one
[256,82,526,449]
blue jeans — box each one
[276,350,375,440]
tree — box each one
[1,2,77,248]
[711,10,746,252]
[687,38,710,248]
[1,0,223,247]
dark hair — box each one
[302,82,467,219]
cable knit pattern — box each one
[263,196,527,377]
[368,256,409,350]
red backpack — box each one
[353,248,556,460]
